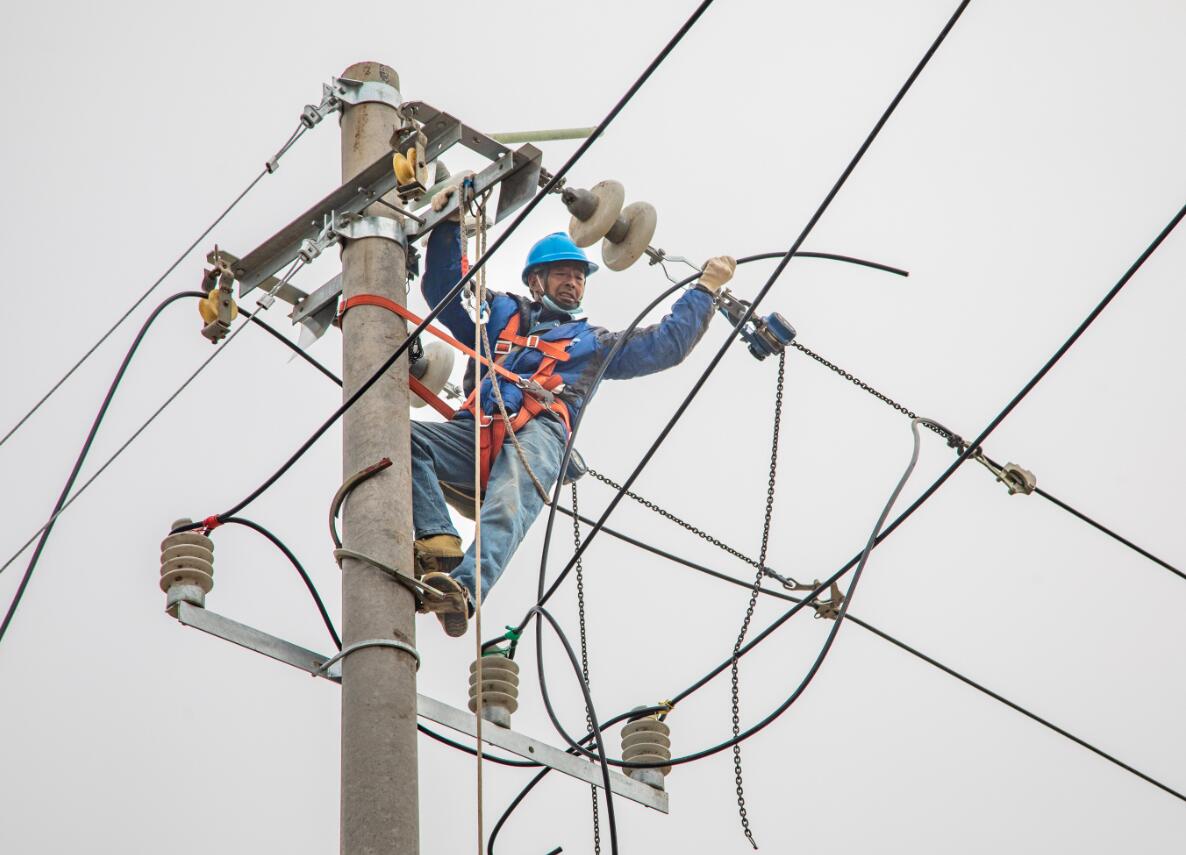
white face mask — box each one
[541,293,585,318]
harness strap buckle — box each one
[494,339,513,355]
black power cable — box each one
[542,192,1186,771]
[531,606,619,855]
[528,0,975,627]
[536,417,950,770]
[0,290,206,645]
[547,502,1186,804]
[0,169,272,451]
[220,516,341,650]
[179,0,721,533]
[793,341,1183,581]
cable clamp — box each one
[811,581,846,620]
[971,451,1036,495]
[763,567,812,591]
[315,638,421,677]
[199,252,239,343]
[299,214,342,264]
[300,80,348,129]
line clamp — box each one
[972,453,1037,495]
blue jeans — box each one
[411,415,566,602]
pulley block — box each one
[469,654,519,728]
[391,131,429,201]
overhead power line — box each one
[0,262,304,642]
[0,122,310,452]
[549,502,1186,804]
[182,0,721,531]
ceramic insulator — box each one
[469,654,519,728]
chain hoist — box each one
[570,482,602,854]
[731,350,786,849]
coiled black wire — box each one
[0,290,207,645]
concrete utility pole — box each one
[338,61,418,855]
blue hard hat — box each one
[521,232,599,284]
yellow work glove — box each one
[697,256,737,293]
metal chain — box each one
[731,350,786,850]
[571,482,602,855]
[584,468,803,588]
[790,341,963,447]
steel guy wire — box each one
[179,0,720,533]
[0,261,304,646]
[0,121,308,451]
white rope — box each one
[462,195,487,855]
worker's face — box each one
[538,262,586,309]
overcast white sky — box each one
[2,1,1185,853]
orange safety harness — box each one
[338,295,573,492]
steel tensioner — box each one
[714,289,796,361]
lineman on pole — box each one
[412,182,736,636]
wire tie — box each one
[315,638,421,675]
[503,625,522,642]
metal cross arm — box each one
[212,100,543,299]
[169,601,669,814]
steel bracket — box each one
[224,101,545,297]
[335,76,402,111]
[301,76,403,130]
[333,212,407,246]
[207,249,309,308]
[168,601,668,813]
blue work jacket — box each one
[422,222,715,431]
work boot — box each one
[414,534,464,578]
[420,572,470,638]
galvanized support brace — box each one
[169,601,668,813]
[223,100,543,298]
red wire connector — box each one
[202,515,223,534]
